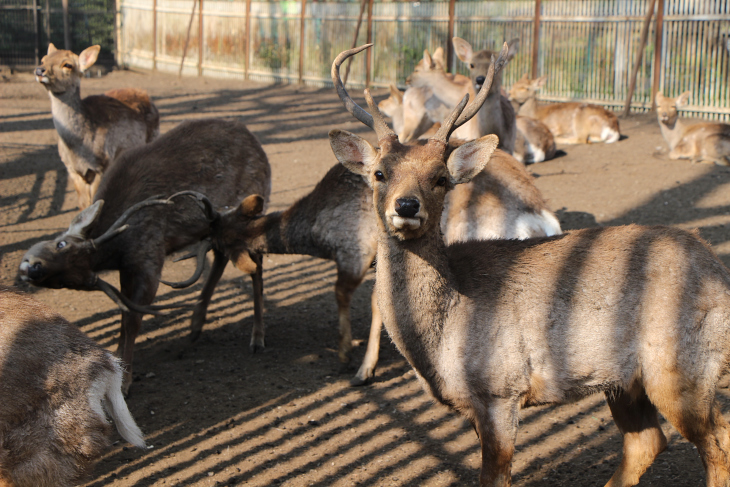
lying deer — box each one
[0,286,144,487]
[330,43,730,487]
[655,91,730,166]
[514,115,557,164]
[35,44,160,209]
[509,73,621,144]
[18,118,271,394]
[212,54,560,385]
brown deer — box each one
[330,44,730,487]
[509,73,621,144]
[0,285,144,487]
[655,91,730,166]
[18,119,271,394]
[210,49,561,385]
[35,44,160,209]
[514,115,557,164]
[378,84,445,143]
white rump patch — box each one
[514,211,562,239]
[602,127,620,143]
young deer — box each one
[378,84,445,143]
[0,286,144,487]
[509,73,621,144]
[330,44,730,487]
[18,119,271,394]
[655,91,730,166]
[514,115,557,164]
[35,44,160,209]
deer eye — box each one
[374,170,385,182]
[436,176,447,187]
[470,63,474,69]
[63,63,73,69]
[56,240,67,249]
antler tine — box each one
[95,277,191,316]
[93,194,172,246]
[167,191,218,221]
[332,44,397,142]
[431,94,470,144]
[363,88,397,142]
[160,239,212,289]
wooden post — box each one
[44,0,50,44]
[62,0,71,50]
[343,0,368,86]
[622,0,656,117]
[298,0,306,84]
[244,0,251,79]
[198,0,203,76]
[651,0,664,110]
[179,0,198,77]
[531,0,541,78]
[152,0,157,70]
[446,0,456,72]
[33,0,40,64]
[366,0,373,87]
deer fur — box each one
[0,286,144,487]
[514,115,556,164]
[330,44,730,487]
[35,43,160,209]
[18,119,271,394]
[509,73,621,144]
[378,84,446,143]
[655,91,730,166]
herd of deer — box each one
[3,36,730,486]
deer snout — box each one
[475,75,486,87]
[18,259,45,282]
[395,198,420,218]
[35,66,49,83]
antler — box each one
[332,44,397,143]
[159,239,213,289]
[431,41,511,144]
[92,194,172,246]
[94,277,191,315]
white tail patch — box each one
[98,358,145,448]
[602,127,620,144]
[514,211,563,239]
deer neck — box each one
[375,229,456,386]
[658,116,685,150]
[516,95,539,118]
[48,86,88,147]
[247,202,323,258]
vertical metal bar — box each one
[622,0,655,116]
[198,0,203,76]
[366,0,373,87]
[651,0,664,110]
[244,0,251,80]
[62,0,71,50]
[298,0,306,84]
[447,0,456,72]
[531,0,541,78]
[152,0,157,70]
[33,0,40,64]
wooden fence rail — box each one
[117,0,730,120]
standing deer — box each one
[211,48,560,385]
[0,286,144,487]
[655,91,730,166]
[330,44,730,487]
[509,73,621,144]
[35,43,160,209]
[18,119,271,394]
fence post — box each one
[33,0,40,64]
[299,0,306,84]
[447,0,456,73]
[244,0,251,80]
[366,0,373,87]
[152,0,157,70]
[62,0,71,50]
[198,0,203,76]
[531,0,541,78]
[44,0,50,45]
[622,0,656,117]
[651,0,664,110]
[179,0,198,77]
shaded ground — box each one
[2,68,730,487]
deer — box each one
[509,73,621,144]
[18,118,271,395]
[655,91,730,166]
[514,115,557,164]
[210,52,561,386]
[329,43,730,487]
[0,285,145,487]
[35,43,160,209]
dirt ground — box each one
[2,67,730,487]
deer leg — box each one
[189,248,229,342]
[334,269,363,364]
[351,284,382,386]
[248,252,265,353]
[604,389,667,487]
[474,398,519,487]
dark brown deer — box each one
[35,44,160,209]
[18,118,271,394]
[0,285,144,487]
[329,44,730,487]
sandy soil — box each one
[2,67,730,487]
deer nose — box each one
[395,198,420,218]
[35,67,45,77]
[475,75,486,86]
[20,260,45,281]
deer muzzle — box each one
[390,197,423,230]
[18,260,44,282]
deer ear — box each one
[452,37,473,63]
[432,47,445,67]
[422,49,434,69]
[655,91,664,105]
[78,45,101,72]
[47,43,58,55]
[506,38,520,60]
[446,135,499,185]
[67,200,104,237]
[239,195,265,217]
[536,76,547,88]
[389,84,403,103]
[677,91,691,107]
[329,129,379,178]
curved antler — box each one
[167,191,218,221]
[95,277,191,315]
[159,239,213,289]
[431,41,511,144]
[332,44,397,143]
[93,195,172,247]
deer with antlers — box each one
[35,44,160,209]
[328,43,730,487]
[18,118,271,394]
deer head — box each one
[655,91,691,127]
[453,37,519,93]
[35,44,101,95]
[328,44,503,241]
[210,195,266,271]
[508,73,546,106]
